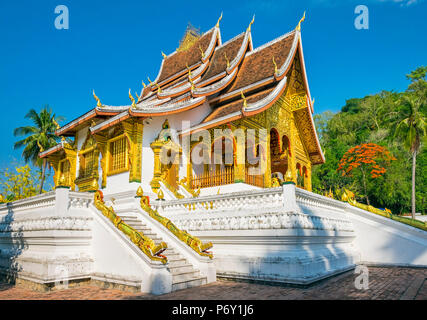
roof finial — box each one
[296,11,306,32]
[161,51,167,59]
[142,80,147,89]
[272,56,278,74]
[93,90,102,108]
[224,52,230,69]
[199,45,205,59]
[241,90,247,109]
[186,63,195,90]
[135,91,140,101]
[247,14,255,32]
[216,12,223,28]
[147,77,153,85]
[129,89,136,107]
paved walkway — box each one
[0,267,425,300]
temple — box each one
[2,14,425,295]
[40,13,323,196]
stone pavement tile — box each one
[0,267,426,300]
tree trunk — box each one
[411,150,416,220]
[39,158,47,194]
[361,167,370,206]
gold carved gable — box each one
[81,130,97,150]
[177,24,201,52]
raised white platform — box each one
[1,184,426,293]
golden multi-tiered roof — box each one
[45,13,324,165]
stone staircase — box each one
[116,210,207,292]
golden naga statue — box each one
[340,188,392,218]
[94,190,168,264]
[179,177,200,198]
[138,190,213,259]
[271,177,281,187]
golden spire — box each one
[93,90,102,107]
[161,51,167,59]
[247,14,255,32]
[136,186,143,197]
[241,90,247,109]
[199,45,205,59]
[272,56,278,74]
[216,12,223,28]
[158,189,164,200]
[129,89,136,107]
[285,170,293,182]
[296,11,306,32]
[224,52,230,69]
[142,80,146,88]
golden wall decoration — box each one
[176,24,201,52]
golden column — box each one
[264,132,272,188]
[123,119,144,183]
[93,133,108,188]
[234,127,246,183]
[288,115,298,184]
[150,140,163,192]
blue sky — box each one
[0,0,426,168]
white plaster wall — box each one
[90,204,172,294]
[344,205,427,266]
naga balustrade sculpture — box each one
[93,190,168,264]
[137,189,213,259]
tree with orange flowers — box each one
[338,143,396,205]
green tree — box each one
[13,106,63,194]
[0,165,41,201]
[394,92,426,219]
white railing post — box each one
[282,182,299,213]
[55,186,70,216]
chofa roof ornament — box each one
[93,90,102,108]
[296,11,306,32]
[247,14,255,32]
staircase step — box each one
[106,205,209,292]
[172,276,207,291]
[167,258,188,267]
[172,270,201,283]
[168,264,195,274]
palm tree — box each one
[13,106,63,194]
[394,93,426,219]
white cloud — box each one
[378,0,421,6]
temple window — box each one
[282,135,291,157]
[58,159,71,185]
[270,129,280,156]
[79,148,96,179]
[296,163,304,188]
[107,134,129,175]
